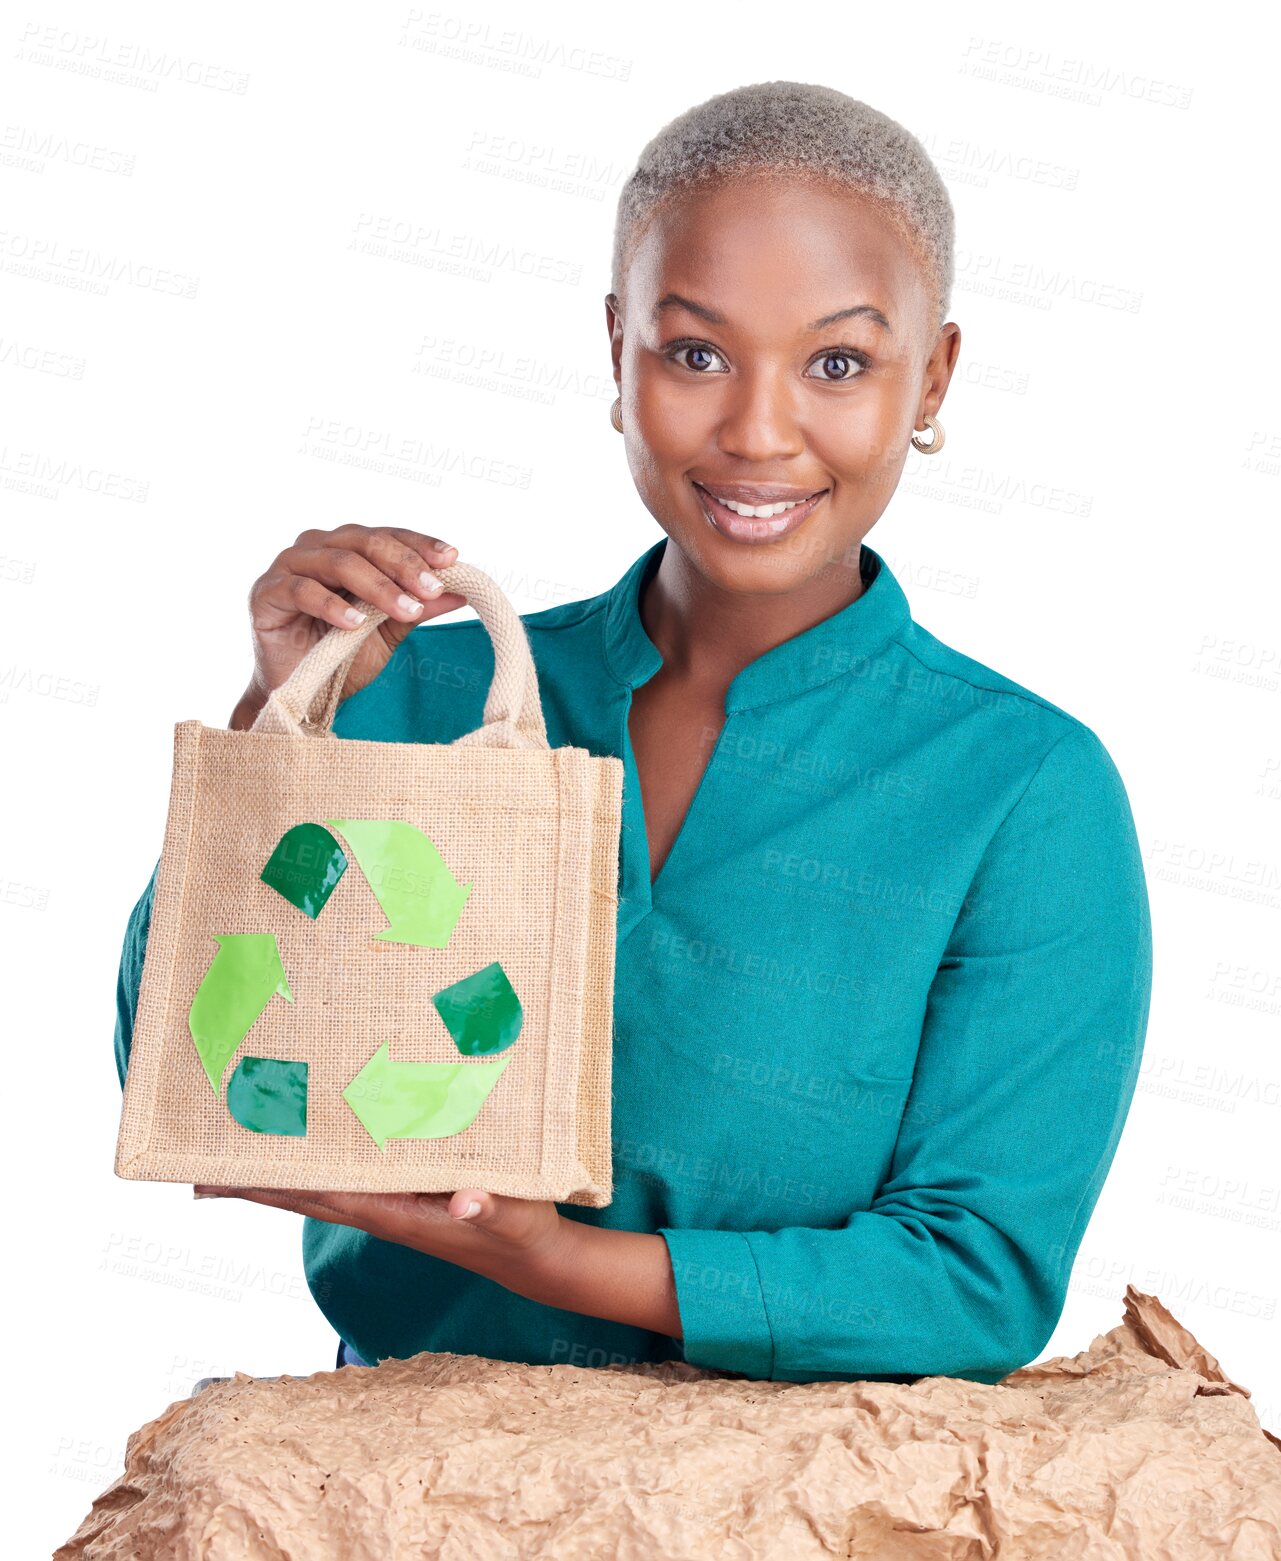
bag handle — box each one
[249,561,550,749]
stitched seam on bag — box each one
[164,725,202,1162]
[565,750,597,1198]
[543,744,590,1198]
[586,763,621,1200]
[539,747,567,1189]
[569,754,602,1200]
[135,722,202,1167]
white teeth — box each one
[714,495,809,517]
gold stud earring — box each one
[610,396,623,433]
[910,414,945,454]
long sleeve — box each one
[114,859,160,1091]
[657,721,1153,1384]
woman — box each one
[114,82,1152,1385]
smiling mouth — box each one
[692,481,829,544]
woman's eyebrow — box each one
[811,302,892,334]
[651,292,725,325]
[651,292,892,334]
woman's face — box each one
[607,175,960,596]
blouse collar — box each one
[602,535,911,713]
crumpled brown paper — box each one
[57,1286,1281,1559]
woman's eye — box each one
[665,342,870,379]
[669,343,727,373]
[808,351,868,381]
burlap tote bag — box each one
[115,562,623,1207]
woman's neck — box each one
[638,540,868,690]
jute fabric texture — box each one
[115,563,623,1205]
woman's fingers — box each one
[239,524,469,714]
[277,546,439,626]
[197,1186,368,1228]
[269,528,463,627]
[376,527,460,570]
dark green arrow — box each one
[432,961,523,1055]
[227,1055,308,1136]
[261,823,348,918]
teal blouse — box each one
[113,537,1153,1384]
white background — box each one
[3,2,1277,1551]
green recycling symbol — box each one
[186,820,522,1148]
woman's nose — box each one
[713,365,806,463]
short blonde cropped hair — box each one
[611,80,954,330]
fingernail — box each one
[435,543,458,558]
[396,593,423,616]
[418,570,443,594]
[344,607,367,625]
[455,1199,481,1220]
[193,1191,223,1200]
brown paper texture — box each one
[57,1286,1281,1559]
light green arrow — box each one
[326,819,473,948]
[188,934,294,1094]
[343,1042,514,1150]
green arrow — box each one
[187,934,294,1094]
[433,961,523,1055]
[226,1055,308,1136]
[326,819,473,947]
[260,822,348,918]
[343,1042,514,1150]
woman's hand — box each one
[231,525,469,729]
[192,1184,572,1297]
[194,1183,685,1338]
